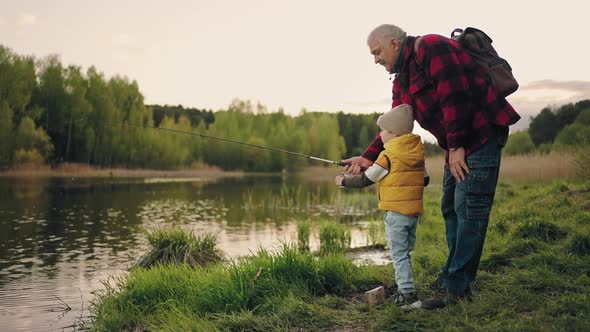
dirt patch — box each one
[568,187,590,211]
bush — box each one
[554,123,590,149]
[13,148,44,164]
[504,131,536,156]
[537,143,552,154]
[574,147,590,179]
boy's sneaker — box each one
[393,291,421,309]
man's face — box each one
[369,37,401,73]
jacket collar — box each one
[390,36,414,74]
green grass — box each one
[92,180,590,331]
[366,218,387,248]
[135,227,223,269]
[92,245,384,331]
[319,221,351,255]
[297,220,311,252]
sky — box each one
[2,0,589,142]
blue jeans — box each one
[440,128,506,296]
[384,210,419,294]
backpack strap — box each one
[413,36,425,66]
[451,28,464,38]
[413,36,424,54]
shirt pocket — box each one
[465,157,499,221]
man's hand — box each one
[334,175,344,186]
[449,147,469,183]
[341,156,373,175]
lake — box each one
[0,174,380,331]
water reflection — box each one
[0,175,378,331]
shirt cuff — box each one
[446,132,467,150]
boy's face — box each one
[380,128,397,143]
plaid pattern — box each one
[363,34,520,162]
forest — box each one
[1,45,588,171]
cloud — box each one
[508,80,590,131]
[345,80,590,133]
[520,80,590,93]
[342,98,391,112]
[18,14,36,26]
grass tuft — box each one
[514,220,568,242]
[566,232,590,256]
[319,221,351,255]
[480,240,542,273]
[136,227,223,269]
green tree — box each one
[0,102,14,166]
[63,65,92,162]
[529,108,558,146]
[35,55,68,157]
[85,67,119,166]
[575,108,590,126]
[0,47,36,121]
[503,131,536,156]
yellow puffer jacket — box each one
[376,133,425,216]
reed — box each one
[366,218,387,247]
[319,221,351,255]
[297,220,311,252]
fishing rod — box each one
[121,122,354,169]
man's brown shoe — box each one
[421,291,462,310]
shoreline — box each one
[0,151,577,181]
[0,163,245,179]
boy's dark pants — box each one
[440,128,507,296]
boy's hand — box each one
[344,164,362,175]
[334,175,344,186]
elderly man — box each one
[344,24,520,309]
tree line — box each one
[5,44,585,172]
[1,45,426,171]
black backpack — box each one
[415,27,519,97]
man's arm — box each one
[360,133,384,163]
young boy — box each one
[335,104,425,309]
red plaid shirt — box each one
[362,34,520,162]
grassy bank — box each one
[91,180,590,331]
[298,151,578,184]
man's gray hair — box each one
[367,24,407,45]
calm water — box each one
[0,175,378,331]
